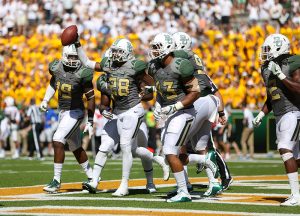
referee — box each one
[27,98,44,160]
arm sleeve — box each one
[77,46,97,70]
[43,84,56,102]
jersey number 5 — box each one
[56,81,72,99]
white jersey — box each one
[4,106,20,123]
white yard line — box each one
[0,206,299,216]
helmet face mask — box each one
[149,33,174,60]
[110,39,133,62]
[62,45,81,68]
[260,34,290,63]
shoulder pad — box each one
[133,59,147,73]
[79,66,94,83]
[173,50,189,59]
[288,55,300,74]
[172,58,194,78]
[49,59,60,75]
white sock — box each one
[120,144,132,188]
[173,170,188,194]
[183,166,189,185]
[188,154,205,164]
[54,163,63,182]
[80,160,93,179]
[287,172,300,198]
[205,167,218,183]
[153,155,165,167]
[92,151,107,187]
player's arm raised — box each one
[74,36,102,72]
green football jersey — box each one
[49,60,93,110]
[148,57,194,106]
[173,50,218,97]
[261,54,300,117]
[97,57,147,114]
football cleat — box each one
[82,178,97,194]
[202,182,222,197]
[146,183,157,193]
[280,195,300,206]
[167,183,193,197]
[43,179,61,193]
[205,150,219,178]
[166,189,192,203]
[196,163,205,174]
[222,178,233,191]
[112,186,129,197]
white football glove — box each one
[39,100,48,112]
[153,102,162,121]
[83,122,94,139]
[252,111,265,128]
[161,102,184,115]
[268,61,286,80]
[102,110,114,120]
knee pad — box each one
[281,152,294,162]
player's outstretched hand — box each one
[268,61,286,80]
[83,122,94,139]
[39,100,48,112]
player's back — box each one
[173,50,218,97]
[49,60,93,111]
[261,54,300,117]
[100,57,146,114]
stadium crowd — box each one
[0,0,300,158]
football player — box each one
[148,33,217,202]
[253,33,300,206]
[82,72,169,195]
[172,32,232,196]
[74,38,169,196]
[40,44,95,193]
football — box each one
[61,25,78,46]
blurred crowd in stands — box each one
[0,0,299,158]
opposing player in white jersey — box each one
[0,97,21,159]
[254,34,300,206]
[40,44,95,193]
[75,38,169,196]
[172,32,232,196]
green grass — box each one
[1,155,300,215]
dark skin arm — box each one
[214,90,227,125]
[99,93,111,112]
[137,72,154,101]
[181,76,200,107]
[261,96,272,115]
[281,69,300,95]
[83,82,95,123]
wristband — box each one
[175,101,184,111]
[277,73,286,80]
[218,110,225,117]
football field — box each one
[1,155,300,215]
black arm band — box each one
[218,110,225,117]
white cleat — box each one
[166,189,191,203]
[0,149,5,158]
[280,195,300,206]
[112,186,129,197]
[12,151,20,159]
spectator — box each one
[241,103,255,160]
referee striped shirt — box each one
[27,105,42,124]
